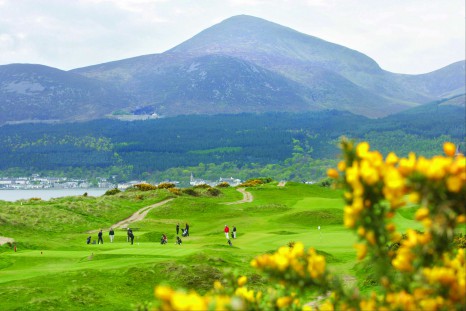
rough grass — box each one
[275,208,343,226]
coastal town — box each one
[0,174,242,190]
[0,175,115,190]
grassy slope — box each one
[0,183,420,310]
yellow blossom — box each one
[415,207,429,221]
[360,160,379,185]
[319,300,334,311]
[291,242,304,257]
[392,247,414,272]
[235,287,255,302]
[385,223,396,232]
[344,206,356,228]
[398,152,416,176]
[275,255,289,271]
[365,230,376,245]
[276,296,293,308]
[237,276,247,287]
[346,164,360,184]
[426,157,450,180]
[443,142,456,157]
[446,175,462,192]
[155,285,174,301]
[338,161,346,171]
[384,167,404,190]
[408,192,420,203]
[360,298,377,311]
[385,152,399,165]
[352,197,364,213]
[355,243,367,260]
[307,248,326,279]
[356,142,370,158]
[213,280,223,290]
[327,168,339,179]
[170,291,207,311]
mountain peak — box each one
[168,14,382,80]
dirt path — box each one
[87,198,175,233]
[223,188,253,205]
[112,198,174,229]
[0,236,14,246]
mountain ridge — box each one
[0,14,464,124]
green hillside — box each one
[0,182,424,310]
[0,105,463,183]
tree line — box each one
[0,101,463,184]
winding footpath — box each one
[111,198,174,229]
[0,236,14,246]
[223,188,253,205]
[87,198,175,233]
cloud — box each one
[0,0,463,73]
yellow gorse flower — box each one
[237,276,247,287]
[443,142,456,157]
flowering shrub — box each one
[134,183,158,191]
[168,188,182,196]
[216,182,231,188]
[158,182,176,189]
[153,141,465,310]
[239,178,273,187]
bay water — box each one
[0,189,109,202]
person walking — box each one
[232,226,237,239]
[128,229,134,245]
[109,228,115,243]
[185,223,190,236]
[224,225,230,240]
[161,234,168,245]
[176,223,180,235]
[97,229,104,244]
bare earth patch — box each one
[0,236,14,245]
[112,198,175,228]
[88,198,174,232]
[223,188,253,205]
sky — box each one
[0,0,464,74]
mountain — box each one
[0,64,131,125]
[73,15,464,118]
[0,15,464,124]
[397,60,466,98]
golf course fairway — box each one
[0,182,421,310]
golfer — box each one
[224,225,230,240]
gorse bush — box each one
[157,182,176,189]
[104,188,120,196]
[216,182,231,188]
[206,187,221,197]
[182,188,198,196]
[168,188,182,196]
[153,141,465,310]
[239,177,273,187]
[133,183,158,191]
[194,184,211,189]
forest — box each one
[0,98,463,184]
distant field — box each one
[0,182,422,310]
